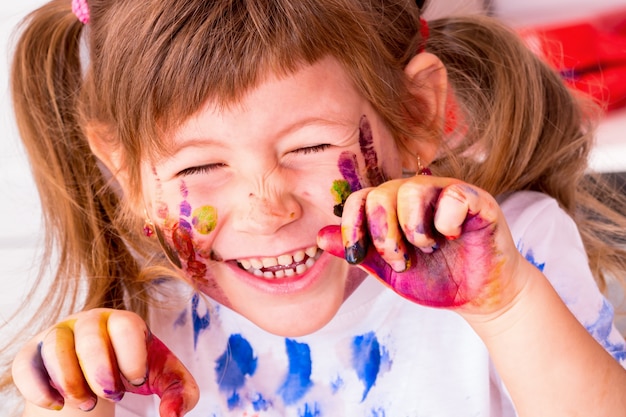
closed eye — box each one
[294,144,331,155]
[177,163,226,177]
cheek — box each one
[150,180,221,282]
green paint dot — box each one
[331,179,351,204]
[192,206,218,235]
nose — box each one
[232,190,302,235]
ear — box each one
[402,52,448,168]
[85,123,131,193]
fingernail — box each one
[345,242,367,264]
[390,259,409,272]
[79,397,97,412]
[129,376,147,387]
[333,203,344,217]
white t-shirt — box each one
[117,191,626,416]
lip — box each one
[224,249,334,295]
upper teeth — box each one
[237,246,321,279]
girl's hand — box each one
[318,176,527,316]
[12,308,199,417]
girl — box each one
[3,0,626,416]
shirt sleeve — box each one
[500,191,626,368]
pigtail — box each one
[426,15,626,295]
[2,0,152,403]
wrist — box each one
[459,257,543,338]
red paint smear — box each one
[125,334,198,417]
[171,223,207,280]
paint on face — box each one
[333,115,388,218]
[331,179,351,217]
[192,205,218,235]
[337,151,363,193]
[172,222,208,280]
[357,115,386,187]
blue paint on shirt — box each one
[585,298,626,362]
[516,241,545,272]
[370,408,386,417]
[215,334,258,409]
[191,293,210,349]
[351,332,381,401]
[299,402,321,417]
[330,375,344,394]
[251,392,272,412]
[278,339,313,405]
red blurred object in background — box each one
[518,7,626,112]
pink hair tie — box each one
[72,0,90,24]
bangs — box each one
[89,0,385,159]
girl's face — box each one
[143,57,403,336]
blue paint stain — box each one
[351,332,381,401]
[516,241,545,272]
[585,298,626,363]
[330,376,344,394]
[174,308,187,328]
[278,339,313,405]
[191,293,210,349]
[370,408,386,417]
[251,393,272,412]
[299,402,321,417]
[215,334,258,410]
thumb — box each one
[317,225,394,282]
[317,225,344,258]
[124,334,199,417]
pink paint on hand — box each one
[123,334,199,417]
[319,211,502,309]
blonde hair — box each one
[3,0,626,404]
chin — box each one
[256,305,341,338]
[239,267,368,338]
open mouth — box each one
[237,246,322,279]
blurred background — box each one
[1,0,625,331]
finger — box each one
[434,183,498,239]
[317,225,344,259]
[365,181,410,272]
[108,310,149,387]
[340,188,371,264]
[39,322,98,411]
[12,338,64,411]
[396,178,442,253]
[73,310,124,402]
[125,333,199,417]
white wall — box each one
[0,2,47,330]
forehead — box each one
[166,58,366,145]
